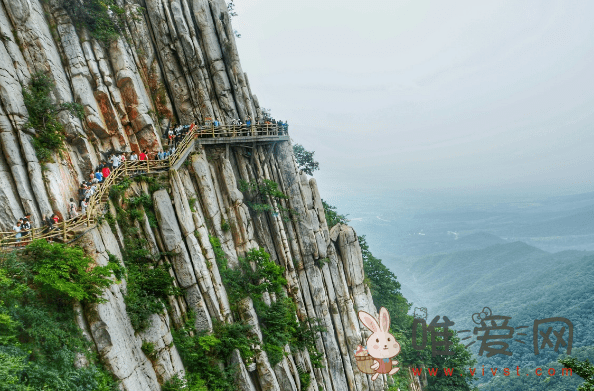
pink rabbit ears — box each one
[358,307,391,332]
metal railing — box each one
[0,123,288,248]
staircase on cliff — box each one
[0,123,289,246]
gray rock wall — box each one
[0,1,392,390]
[0,0,262,227]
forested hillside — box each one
[479,346,594,391]
[401,242,594,376]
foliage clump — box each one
[559,356,594,391]
[113,201,181,331]
[106,179,181,332]
[0,244,119,390]
[59,0,125,44]
[23,72,84,162]
[211,238,325,368]
[322,200,349,228]
[23,239,120,303]
[293,144,320,176]
[172,311,255,391]
[239,179,299,222]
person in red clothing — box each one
[102,164,111,178]
[139,150,147,161]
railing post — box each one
[63,220,67,242]
[147,158,150,173]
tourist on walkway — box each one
[102,164,111,179]
[42,214,54,233]
[12,221,21,244]
[111,154,121,171]
[69,198,79,219]
[19,218,29,237]
[95,169,103,183]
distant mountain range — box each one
[397,241,594,379]
[342,191,594,390]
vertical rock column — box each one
[191,0,239,121]
[79,222,179,391]
[272,141,350,391]
[153,188,213,332]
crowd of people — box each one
[10,213,62,245]
[166,124,192,147]
[6,117,289,246]
[220,116,288,129]
[11,213,32,244]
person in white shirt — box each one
[12,221,21,239]
[12,221,22,240]
[111,154,120,170]
[130,152,138,161]
[85,184,97,199]
[69,198,79,219]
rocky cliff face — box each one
[0,1,387,390]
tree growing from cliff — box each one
[293,144,320,176]
[359,235,410,331]
[0,242,120,390]
[227,0,241,38]
[23,72,84,162]
[322,200,349,228]
[60,0,125,44]
[239,179,299,222]
[559,356,594,391]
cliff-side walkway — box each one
[0,123,289,247]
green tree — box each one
[0,244,119,390]
[293,144,320,176]
[359,235,410,332]
[239,179,299,222]
[559,356,594,391]
[24,239,120,303]
[322,200,349,228]
[23,73,84,162]
[226,0,241,38]
[59,0,125,44]
[422,331,477,391]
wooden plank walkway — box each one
[0,123,289,248]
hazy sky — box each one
[232,0,594,200]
